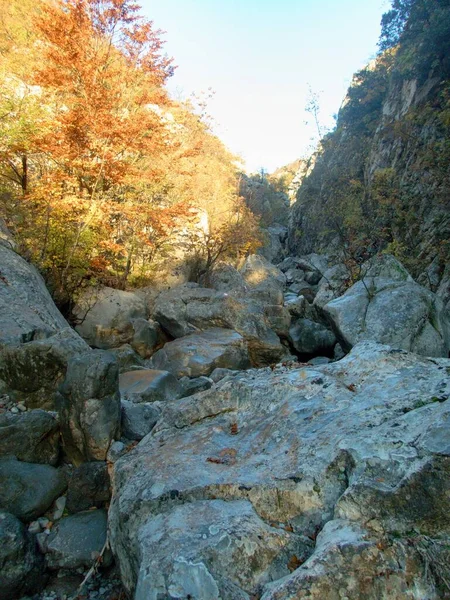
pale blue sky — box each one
[140,0,391,173]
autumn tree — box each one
[1,0,264,302]
[3,0,191,303]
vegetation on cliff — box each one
[289,0,450,278]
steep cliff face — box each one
[288,3,450,280]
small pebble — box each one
[10,406,19,414]
[17,402,27,411]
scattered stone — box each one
[107,441,126,463]
[52,496,67,521]
[204,262,248,294]
[263,305,291,338]
[210,368,238,383]
[28,520,42,534]
[107,344,145,373]
[307,356,331,365]
[121,400,161,441]
[334,343,346,361]
[130,318,161,358]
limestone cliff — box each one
[288,2,450,281]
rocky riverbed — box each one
[1,230,449,599]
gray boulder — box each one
[204,262,248,294]
[44,509,107,569]
[0,511,44,599]
[66,462,110,513]
[0,458,66,521]
[108,344,145,372]
[109,341,450,598]
[0,328,88,410]
[73,286,147,350]
[57,351,120,464]
[119,369,181,403]
[151,328,251,378]
[121,401,161,441]
[284,267,306,285]
[323,276,450,357]
[0,409,60,465]
[313,263,350,309]
[153,284,285,366]
[263,305,291,338]
[240,254,286,305]
[289,318,336,356]
[129,318,161,358]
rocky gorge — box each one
[1,220,450,600]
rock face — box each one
[151,328,251,378]
[0,244,69,347]
[323,257,450,357]
[0,511,44,599]
[110,342,450,598]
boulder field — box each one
[0,237,449,599]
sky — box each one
[140,0,391,173]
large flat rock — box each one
[110,342,450,597]
[152,284,286,366]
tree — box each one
[4,0,189,302]
[1,0,264,304]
